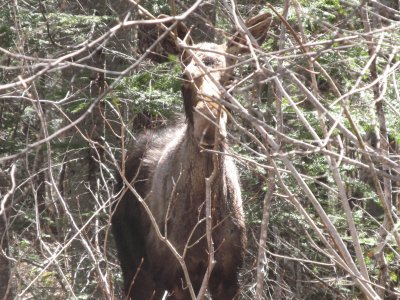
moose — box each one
[112,12,271,299]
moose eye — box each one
[202,57,215,66]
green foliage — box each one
[45,13,113,44]
[5,8,113,53]
[0,12,13,49]
[298,0,353,30]
[113,61,183,119]
[140,0,172,15]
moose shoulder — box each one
[112,13,272,299]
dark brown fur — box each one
[112,13,272,299]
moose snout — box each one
[182,61,203,82]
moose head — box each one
[179,13,272,148]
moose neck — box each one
[184,123,226,178]
[161,125,228,224]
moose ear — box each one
[138,15,192,62]
[226,12,272,55]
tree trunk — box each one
[0,169,13,300]
[0,214,12,300]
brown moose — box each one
[112,13,271,299]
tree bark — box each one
[0,169,13,300]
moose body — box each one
[112,13,271,299]
[113,123,245,299]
